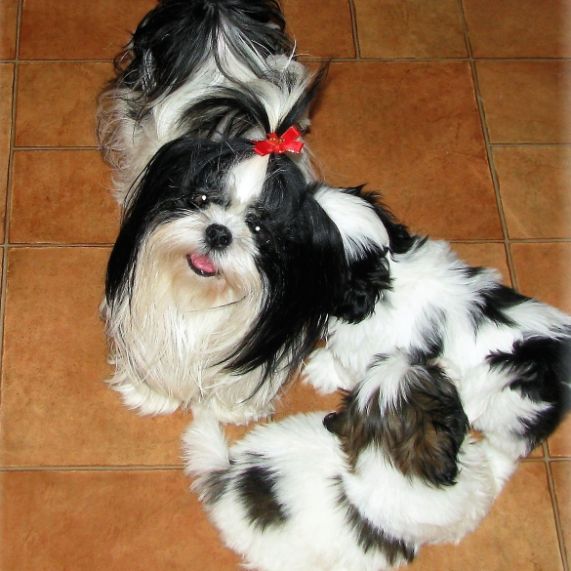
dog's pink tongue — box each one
[190,253,216,274]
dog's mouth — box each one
[187,253,218,278]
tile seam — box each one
[347,0,361,59]
[0,0,24,411]
[4,240,571,250]
[6,57,571,64]
[457,0,518,289]
[547,459,571,570]
[1,465,183,472]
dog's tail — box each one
[182,409,232,502]
[116,0,293,103]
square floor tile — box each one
[495,147,571,240]
[10,150,119,244]
[1,470,240,571]
[464,0,571,58]
[477,62,571,144]
[452,242,511,285]
[16,62,113,147]
[354,0,466,58]
[0,0,18,59]
[0,247,190,467]
[409,462,563,570]
[551,461,571,563]
[308,62,500,240]
[0,64,13,240]
[20,0,155,60]
[283,0,354,58]
[511,242,571,313]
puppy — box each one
[306,186,571,458]
[99,1,341,421]
[184,361,517,571]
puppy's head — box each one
[114,0,294,104]
[314,186,417,324]
[325,359,469,487]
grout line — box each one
[6,243,113,248]
[0,0,24,410]
[546,459,570,571]
[450,238,571,244]
[347,0,361,59]
[12,59,115,64]
[1,465,183,473]
[492,142,571,148]
[2,239,570,250]
[506,238,571,244]
[457,0,519,290]
[5,57,571,65]
[12,146,99,152]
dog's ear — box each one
[333,247,391,324]
[380,366,468,487]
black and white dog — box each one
[304,186,571,459]
[98,0,344,422]
[183,184,570,569]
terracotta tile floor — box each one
[1,0,570,569]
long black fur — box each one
[114,0,293,105]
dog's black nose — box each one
[323,412,339,433]
[205,224,233,250]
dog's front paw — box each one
[302,348,354,394]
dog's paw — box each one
[302,348,354,394]
[108,375,182,415]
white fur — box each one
[183,408,515,571]
[314,187,390,258]
[104,208,286,422]
[305,194,571,458]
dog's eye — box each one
[193,193,209,207]
[247,216,271,244]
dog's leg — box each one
[302,347,356,394]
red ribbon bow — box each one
[253,126,304,156]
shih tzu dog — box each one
[183,361,517,571]
[182,184,570,569]
[98,0,342,422]
[305,186,571,460]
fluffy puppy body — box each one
[97,0,309,204]
[184,363,516,571]
[307,187,571,458]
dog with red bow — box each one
[98,0,351,422]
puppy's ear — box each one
[382,366,468,487]
[333,247,391,324]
